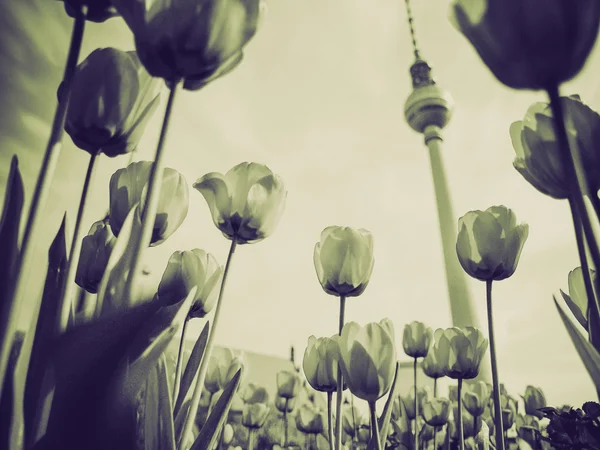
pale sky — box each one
[2,0,600,410]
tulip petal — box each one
[193,173,231,230]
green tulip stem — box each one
[178,238,237,448]
[433,378,438,450]
[283,399,289,447]
[173,315,190,402]
[351,392,357,442]
[457,379,465,450]
[486,280,505,450]
[327,391,334,448]
[58,151,99,333]
[248,427,256,450]
[369,401,382,450]
[547,86,600,321]
[569,196,600,350]
[413,357,419,450]
[0,5,88,403]
[124,79,181,306]
[335,294,347,450]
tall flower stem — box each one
[413,357,419,450]
[486,280,505,450]
[351,393,357,443]
[457,379,465,450]
[327,391,334,448]
[433,378,438,450]
[0,6,87,403]
[173,316,190,401]
[569,196,600,352]
[335,295,347,450]
[283,398,289,447]
[123,79,181,306]
[248,428,256,450]
[369,401,382,450]
[58,152,99,332]
[547,86,600,318]
[178,239,237,447]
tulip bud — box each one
[403,386,431,420]
[110,0,267,89]
[422,344,446,379]
[502,408,515,429]
[275,395,295,413]
[560,266,594,330]
[296,405,325,434]
[109,161,189,246]
[58,0,118,22]
[303,336,343,393]
[242,383,270,404]
[220,352,247,391]
[456,206,528,281]
[276,370,302,399]
[448,0,600,90]
[75,219,116,293]
[463,381,491,417]
[422,397,451,427]
[63,49,161,157]
[434,327,488,379]
[222,423,234,445]
[403,321,433,358]
[522,386,547,419]
[313,226,374,297]
[242,403,269,429]
[157,249,223,310]
[335,321,396,402]
[205,348,246,393]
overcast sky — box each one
[2,0,600,408]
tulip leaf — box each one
[96,203,141,316]
[23,215,69,448]
[174,398,191,441]
[0,331,25,450]
[190,369,243,450]
[140,354,176,450]
[554,295,600,391]
[373,361,400,450]
[173,320,210,417]
[560,289,588,330]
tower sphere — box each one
[404,84,454,134]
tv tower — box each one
[402,0,490,381]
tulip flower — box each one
[109,161,189,246]
[242,403,269,429]
[296,405,325,434]
[522,386,547,419]
[63,48,161,158]
[422,344,446,382]
[222,423,234,445]
[275,395,295,413]
[402,386,431,420]
[157,249,223,312]
[560,266,594,330]
[59,0,118,22]
[456,206,529,282]
[435,328,488,380]
[422,398,451,427]
[475,421,490,450]
[313,226,374,298]
[403,321,432,358]
[448,0,600,91]
[110,0,267,90]
[463,381,491,417]
[194,162,286,244]
[75,219,116,293]
[276,370,302,399]
[204,347,246,393]
[242,383,269,404]
[302,336,341,393]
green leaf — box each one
[374,361,400,449]
[554,295,600,391]
[173,321,210,417]
[560,289,588,330]
[190,369,243,450]
[140,354,176,450]
[23,214,69,448]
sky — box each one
[2,0,600,410]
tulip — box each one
[275,395,295,413]
[422,344,446,383]
[453,406,482,439]
[219,351,247,390]
[463,382,491,417]
[435,328,488,380]
[205,348,246,392]
[296,405,325,434]
[560,266,594,330]
[502,408,515,429]
[422,398,451,427]
[313,226,375,297]
[402,386,431,420]
[303,336,341,393]
[59,0,118,22]
[111,0,267,89]
[242,383,269,404]
[157,249,223,312]
[522,386,546,419]
[63,48,161,157]
[456,206,529,282]
[475,421,490,450]
[276,370,302,399]
[242,403,269,429]
[75,219,116,293]
[223,423,234,445]
[194,162,286,244]
[335,321,396,402]
[448,0,600,90]
[109,161,189,246]
[402,321,432,358]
